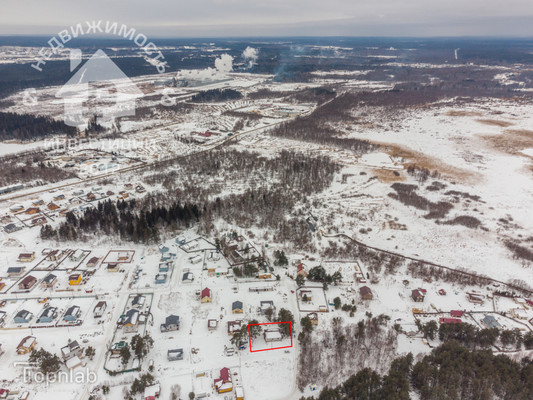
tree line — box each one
[0,111,77,141]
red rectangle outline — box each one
[247,321,293,352]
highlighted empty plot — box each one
[248,321,293,352]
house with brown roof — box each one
[227,320,242,335]
[17,336,36,354]
[47,202,59,211]
[87,257,99,268]
[47,250,61,261]
[411,289,425,302]
[359,286,373,300]
[18,252,35,263]
[30,216,47,226]
[296,263,308,278]
[18,275,37,290]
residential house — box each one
[69,274,82,286]
[93,301,107,318]
[296,263,308,278]
[208,319,218,330]
[30,216,47,226]
[264,329,283,342]
[482,315,501,329]
[467,293,484,304]
[61,340,83,361]
[123,309,140,333]
[451,310,464,318]
[158,262,172,273]
[132,295,145,309]
[359,286,373,300]
[182,271,194,283]
[38,307,58,323]
[14,310,33,324]
[155,273,167,284]
[64,305,81,322]
[7,267,24,277]
[17,336,36,354]
[25,207,40,215]
[201,288,212,303]
[110,341,127,356]
[189,254,202,264]
[18,253,35,263]
[3,223,21,233]
[69,250,84,262]
[167,348,184,361]
[160,252,176,262]
[18,275,37,291]
[213,367,233,394]
[307,312,319,325]
[227,320,242,335]
[260,300,275,315]
[160,315,180,332]
[411,289,425,302]
[0,310,6,326]
[117,252,130,261]
[41,273,57,289]
[47,250,61,261]
[86,257,99,268]
[47,202,59,211]
[299,290,312,302]
[144,383,161,400]
[511,308,528,320]
[232,301,243,314]
[106,263,119,272]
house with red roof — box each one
[450,310,464,318]
[296,263,308,277]
[201,288,212,303]
[213,367,232,394]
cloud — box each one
[0,0,533,36]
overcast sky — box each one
[1,0,533,37]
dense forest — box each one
[41,199,201,243]
[190,88,243,103]
[0,111,77,141]
[43,149,339,248]
[299,340,533,400]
